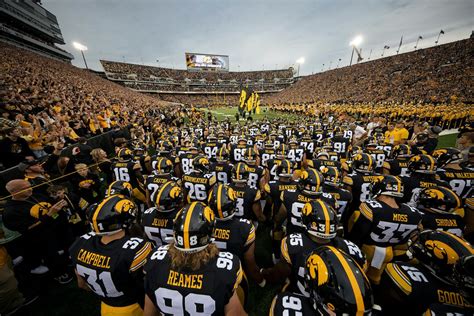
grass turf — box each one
[21,106,457,315]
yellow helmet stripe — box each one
[158,158,164,171]
[367,154,373,170]
[155,182,171,206]
[329,246,365,312]
[427,155,435,171]
[441,231,474,254]
[92,196,114,232]
[236,162,242,179]
[183,202,196,249]
[334,168,339,183]
[217,185,224,218]
[319,200,330,236]
[396,177,401,194]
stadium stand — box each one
[264,38,473,104]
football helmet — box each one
[192,156,210,173]
[408,230,474,280]
[371,175,404,198]
[305,246,373,315]
[298,168,323,194]
[154,181,183,211]
[275,159,293,178]
[452,255,474,303]
[153,157,174,175]
[106,180,133,198]
[408,154,437,174]
[390,144,411,159]
[352,153,374,174]
[231,162,249,183]
[320,166,341,187]
[432,147,463,168]
[208,184,237,220]
[156,140,173,156]
[301,200,338,240]
[173,202,216,252]
[417,186,461,214]
[244,148,258,165]
[117,148,133,161]
[88,195,137,235]
[216,146,229,162]
[276,144,288,159]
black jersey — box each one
[332,135,351,159]
[144,245,243,316]
[140,207,177,247]
[229,183,261,220]
[343,173,381,209]
[144,173,178,205]
[322,184,353,216]
[176,152,198,175]
[379,262,472,315]
[382,157,410,177]
[312,129,326,146]
[202,141,219,160]
[182,172,216,203]
[281,233,365,297]
[420,211,465,237]
[287,146,305,165]
[230,143,249,163]
[261,148,277,167]
[210,161,233,185]
[246,164,266,188]
[437,167,474,199]
[111,160,142,188]
[213,217,255,260]
[269,292,315,316]
[69,233,153,307]
[308,158,343,171]
[264,180,298,217]
[299,137,317,158]
[400,174,449,206]
[366,148,387,172]
[281,189,336,234]
[267,158,284,180]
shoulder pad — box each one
[359,202,374,221]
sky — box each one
[43,0,473,75]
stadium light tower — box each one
[296,57,305,76]
[349,35,363,66]
[73,41,89,70]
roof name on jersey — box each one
[77,249,111,269]
[183,175,209,184]
[152,218,169,227]
[214,228,230,240]
[167,270,203,289]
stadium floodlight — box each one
[349,35,363,66]
[72,41,89,70]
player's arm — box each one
[242,226,265,285]
[252,191,265,222]
[225,291,247,316]
[144,294,160,316]
[346,203,373,245]
[262,238,292,283]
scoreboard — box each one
[185,53,229,72]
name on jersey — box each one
[77,249,111,269]
[234,190,246,198]
[152,178,167,184]
[152,218,169,227]
[419,181,438,188]
[213,228,230,240]
[392,214,408,222]
[278,185,297,191]
[362,176,382,182]
[297,194,313,203]
[437,290,469,307]
[435,218,458,227]
[183,175,208,184]
[167,270,203,289]
[444,172,474,178]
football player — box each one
[377,230,473,315]
[210,146,234,184]
[332,126,351,159]
[202,135,220,160]
[320,166,353,217]
[69,195,153,316]
[269,246,374,316]
[111,148,146,203]
[182,156,216,203]
[230,136,250,163]
[140,181,183,247]
[382,144,412,176]
[416,186,465,237]
[347,175,422,284]
[175,141,200,177]
[144,157,178,207]
[244,147,266,191]
[262,200,365,297]
[143,202,246,315]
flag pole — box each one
[396,35,403,54]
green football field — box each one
[20,107,457,315]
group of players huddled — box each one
[68,118,473,315]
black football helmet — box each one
[208,184,237,219]
[154,181,183,211]
[417,186,461,214]
[106,180,133,198]
[432,147,463,168]
[408,230,474,281]
[305,246,374,315]
[298,168,323,195]
[408,154,437,174]
[244,148,258,165]
[216,146,229,162]
[301,200,338,240]
[390,144,411,159]
[152,157,174,175]
[88,195,137,235]
[231,162,249,183]
[320,166,341,187]
[352,153,374,174]
[371,175,404,198]
[173,202,216,252]
[275,159,293,178]
[192,156,210,173]
[117,148,133,161]
[452,255,474,304]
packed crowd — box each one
[0,42,178,170]
[121,81,288,93]
[264,38,473,104]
